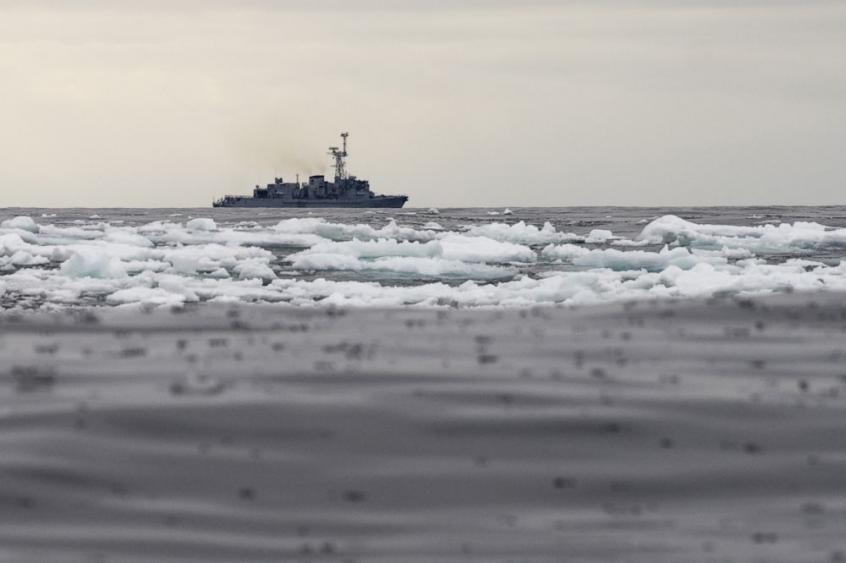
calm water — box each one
[1,207,845,562]
[8,205,846,230]
[1,296,845,562]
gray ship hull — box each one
[215,133,409,208]
[213,196,408,209]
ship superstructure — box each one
[213,133,408,208]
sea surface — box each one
[1,207,846,563]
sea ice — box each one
[0,213,845,309]
[60,248,128,279]
[542,244,716,272]
[235,261,277,282]
[186,218,217,231]
[286,235,534,278]
[466,221,581,245]
[0,216,39,233]
[639,215,846,252]
[274,218,435,242]
[584,229,614,244]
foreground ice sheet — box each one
[1,213,846,307]
[0,293,845,562]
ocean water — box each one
[2,206,846,563]
[2,206,846,308]
[2,296,845,562]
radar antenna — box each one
[329,132,350,181]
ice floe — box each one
[1,216,39,233]
[286,236,528,279]
[0,214,844,308]
[639,214,846,253]
[274,217,436,242]
[584,229,615,244]
[186,218,217,231]
[465,221,582,245]
[541,245,723,272]
[60,248,129,279]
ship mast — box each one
[328,132,350,181]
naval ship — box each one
[213,132,408,208]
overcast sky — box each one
[1,0,844,207]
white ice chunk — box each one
[542,244,723,272]
[9,251,49,266]
[235,261,277,281]
[0,233,29,256]
[467,221,581,245]
[585,229,614,244]
[186,218,218,231]
[0,216,39,233]
[274,218,435,242]
[287,253,513,279]
[107,286,189,307]
[60,248,128,279]
[438,234,535,263]
[540,244,590,261]
[288,235,534,268]
[639,214,846,252]
[103,229,154,247]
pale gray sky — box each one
[1,0,844,207]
